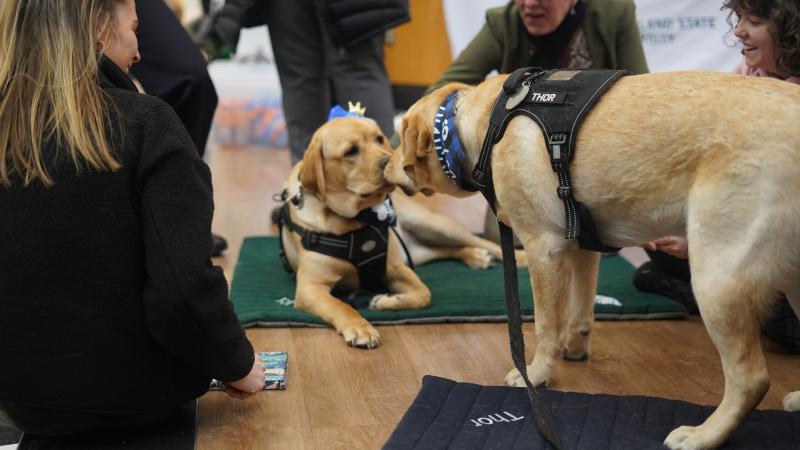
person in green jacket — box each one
[424,0,649,243]
[429,0,648,94]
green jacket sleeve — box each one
[613,0,648,74]
[425,21,504,95]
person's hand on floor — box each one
[223,354,264,399]
[642,236,689,259]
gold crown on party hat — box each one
[348,101,367,116]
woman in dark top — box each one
[0,0,263,436]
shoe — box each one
[763,300,800,354]
[633,261,699,314]
[212,233,228,256]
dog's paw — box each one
[562,327,591,361]
[504,366,550,389]
[369,293,430,310]
[664,426,697,449]
[562,347,589,361]
[369,294,392,310]
[783,391,800,411]
[459,247,494,269]
[664,425,723,450]
[340,321,380,349]
[504,368,526,387]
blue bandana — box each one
[433,93,479,192]
[355,196,397,227]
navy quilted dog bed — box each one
[383,376,799,450]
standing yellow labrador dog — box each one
[280,117,521,349]
[385,71,800,449]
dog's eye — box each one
[344,145,359,157]
[376,135,385,145]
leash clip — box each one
[505,80,530,110]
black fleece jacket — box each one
[0,57,253,414]
[215,0,409,49]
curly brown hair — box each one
[723,0,800,77]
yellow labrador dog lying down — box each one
[385,71,800,450]
[279,117,523,349]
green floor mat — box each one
[231,237,687,327]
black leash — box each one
[470,68,563,450]
[472,67,629,448]
[499,221,564,450]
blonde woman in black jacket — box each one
[0,0,263,436]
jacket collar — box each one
[97,54,138,92]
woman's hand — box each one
[642,236,689,259]
[223,354,265,400]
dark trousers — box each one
[646,251,799,353]
[132,0,218,157]
[264,0,395,163]
[0,400,181,437]
[645,249,691,281]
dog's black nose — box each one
[379,156,390,170]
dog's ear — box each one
[401,114,432,183]
[299,132,327,200]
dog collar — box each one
[355,196,397,227]
[433,93,479,192]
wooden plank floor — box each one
[200,145,798,450]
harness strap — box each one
[277,202,416,287]
[554,162,579,240]
[280,203,351,257]
[276,203,295,274]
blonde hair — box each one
[0,0,124,188]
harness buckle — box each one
[303,232,320,249]
[557,186,572,199]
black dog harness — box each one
[277,194,412,293]
[473,67,626,252]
